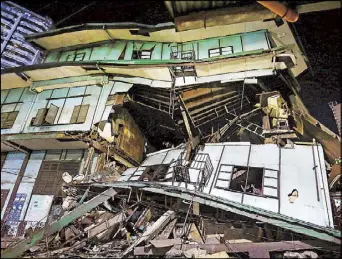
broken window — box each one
[208,46,233,58]
[132,50,152,60]
[70,104,89,124]
[32,104,59,126]
[215,165,272,197]
[31,87,91,126]
[230,166,263,195]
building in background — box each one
[1,1,53,69]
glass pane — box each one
[19,88,33,102]
[210,49,220,54]
[221,46,233,55]
[59,50,76,62]
[216,180,229,188]
[74,53,85,61]
[68,86,86,97]
[264,169,278,178]
[241,31,269,52]
[4,88,24,103]
[264,177,278,188]
[45,150,62,160]
[1,89,9,103]
[1,103,16,112]
[263,187,277,197]
[218,171,231,180]
[58,97,83,124]
[14,103,23,111]
[47,99,65,124]
[65,149,84,160]
[51,88,69,99]
[220,165,233,172]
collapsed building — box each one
[1,1,341,258]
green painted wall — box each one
[44,30,270,64]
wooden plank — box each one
[155,218,177,240]
[32,108,47,126]
[77,104,89,123]
[88,212,125,238]
[45,104,59,124]
[70,105,80,124]
[123,210,176,256]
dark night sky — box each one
[11,1,342,133]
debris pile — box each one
[2,180,340,259]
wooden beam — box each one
[174,4,276,32]
[123,210,176,256]
[296,1,341,14]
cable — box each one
[55,1,97,27]
[37,1,59,12]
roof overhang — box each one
[1,47,295,90]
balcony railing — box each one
[172,152,214,190]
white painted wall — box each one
[1,88,36,135]
[118,142,333,227]
[24,194,54,230]
[280,145,333,227]
[1,152,26,219]
[16,151,45,221]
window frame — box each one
[64,52,87,62]
[132,50,152,60]
[208,46,233,58]
[1,88,25,129]
[1,111,19,129]
[214,164,279,199]
[30,86,91,127]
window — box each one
[132,50,152,60]
[215,165,274,197]
[31,86,91,126]
[129,29,150,37]
[59,49,92,62]
[1,111,19,129]
[70,104,89,123]
[208,46,233,58]
[1,88,25,129]
[74,53,86,61]
[65,52,86,62]
[32,104,59,126]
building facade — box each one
[1,2,340,239]
[1,1,53,69]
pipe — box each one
[257,1,299,22]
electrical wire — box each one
[55,1,98,27]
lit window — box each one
[132,50,151,60]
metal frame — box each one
[172,152,213,188]
[208,46,233,58]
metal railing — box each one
[172,152,214,189]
